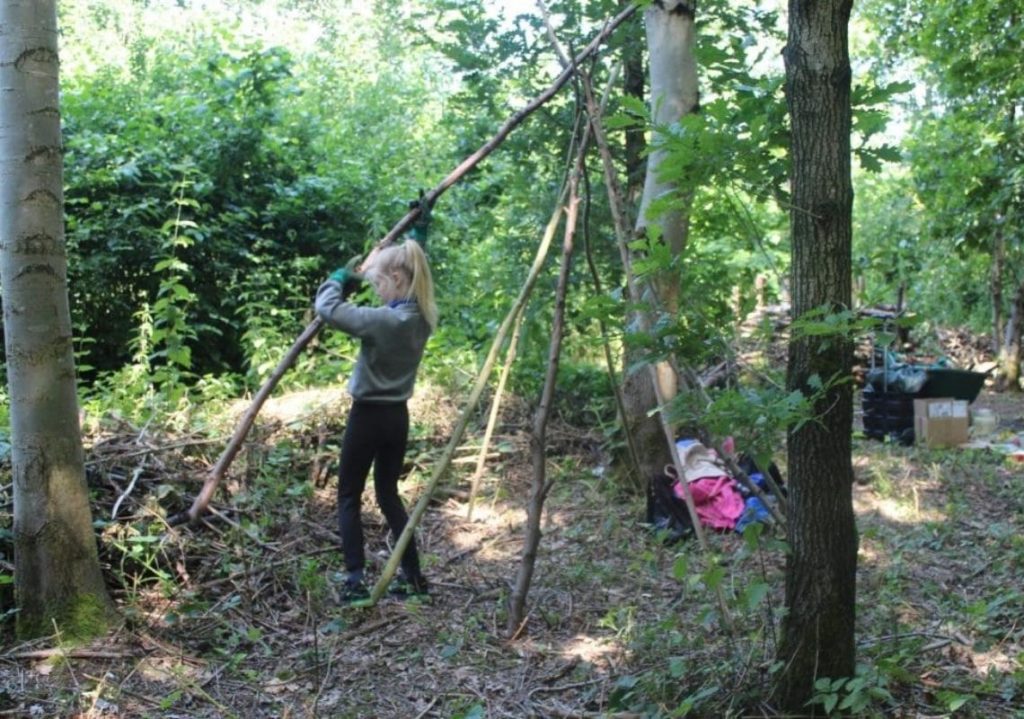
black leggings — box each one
[337,401,421,578]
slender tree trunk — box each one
[995,99,1019,389]
[992,227,1004,356]
[775,0,858,709]
[622,4,646,213]
[1,0,114,638]
[508,127,586,637]
[1000,281,1024,391]
[622,0,699,485]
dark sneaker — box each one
[388,574,430,601]
[338,579,371,607]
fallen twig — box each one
[85,437,222,467]
[110,465,145,520]
[2,648,144,660]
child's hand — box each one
[327,267,350,284]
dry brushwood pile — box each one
[2,377,1024,718]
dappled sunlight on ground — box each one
[856,493,947,525]
[557,634,624,666]
[4,389,1024,716]
[229,387,347,425]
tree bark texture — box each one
[622,0,699,486]
[622,5,646,213]
[0,0,113,637]
[991,227,1004,356]
[776,0,858,709]
[635,0,698,258]
[999,281,1024,391]
[507,106,588,634]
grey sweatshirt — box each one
[315,279,431,403]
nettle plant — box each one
[150,171,201,400]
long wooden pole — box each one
[172,4,639,526]
[465,185,568,520]
[508,107,589,635]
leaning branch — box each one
[172,2,640,527]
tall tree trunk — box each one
[995,101,1018,384]
[622,0,699,484]
[1000,281,1024,391]
[622,5,646,213]
[992,226,1004,356]
[775,0,858,709]
[1,0,114,637]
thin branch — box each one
[508,103,590,634]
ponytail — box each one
[373,240,438,330]
[403,240,438,330]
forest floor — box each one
[2,372,1024,717]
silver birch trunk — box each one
[1,0,113,637]
[622,0,699,482]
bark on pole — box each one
[775,0,858,709]
[1,0,114,636]
[507,107,589,636]
[175,3,638,526]
[537,0,645,490]
[465,185,569,520]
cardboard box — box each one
[914,398,969,447]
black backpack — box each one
[645,472,695,544]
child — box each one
[315,239,438,603]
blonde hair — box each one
[371,241,438,330]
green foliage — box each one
[60,2,455,394]
[855,0,1023,330]
[101,522,174,601]
[850,78,913,173]
[807,665,895,717]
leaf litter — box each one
[1,383,1023,717]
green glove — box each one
[328,267,352,284]
[408,189,432,248]
[327,265,364,299]
[328,254,364,282]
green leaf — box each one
[741,521,763,550]
[604,113,643,130]
[615,674,639,690]
[742,582,770,611]
[702,565,726,590]
[938,691,974,712]
[672,555,689,581]
[823,692,839,715]
[439,644,459,659]
[617,94,649,118]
